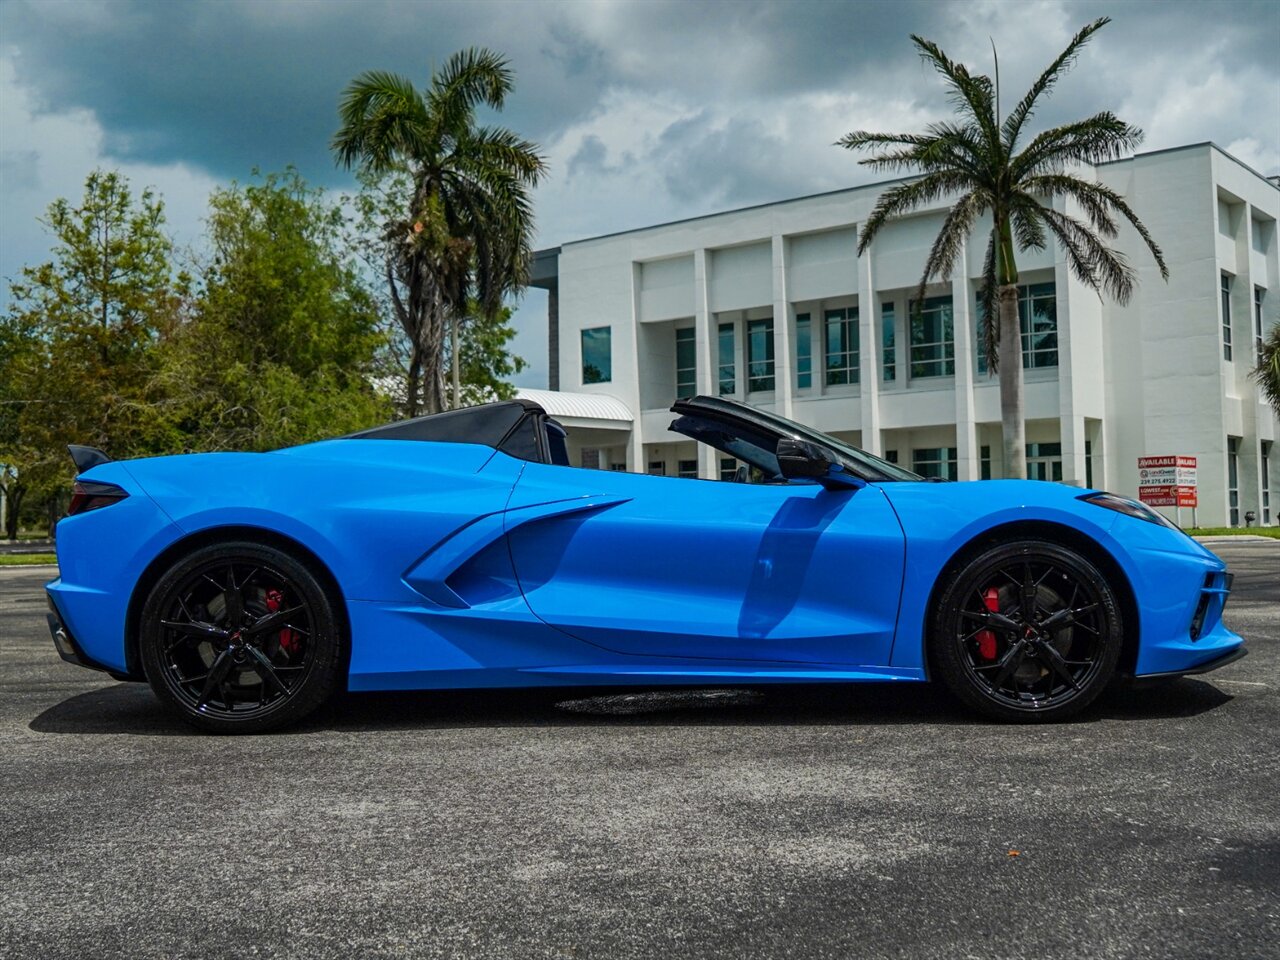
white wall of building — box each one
[547,143,1280,527]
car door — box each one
[503,461,906,666]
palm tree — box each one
[333,48,546,415]
[840,17,1167,480]
[1253,323,1280,416]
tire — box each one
[931,539,1122,722]
[139,540,344,733]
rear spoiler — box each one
[68,445,111,474]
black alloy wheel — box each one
[139,541,343,733]
[932,539,1122,722]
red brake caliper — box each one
[264,588,301,656]
[977,588,1000,661]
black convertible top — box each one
[344,399,568,465]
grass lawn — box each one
[1187,526,1280,539]
[0,554,57,566]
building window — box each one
[719,457,738,481]
[824,307,859,385]
[976,282,1058,373]
[747,317,775,392]
[884,450,898,464]
[1020,283,1058,368]
[1256,286,1267,360]
[1263,440,1272,525]
[581,326,612,384]
[648,460,666,476]
[677,459,698,479]
[912,447,957,480]
[1221,273,1233,362]
[1026,442,1063,482]
[796,313,812,389]
[1086,439,1094,489]
[580,448,600,469]
[718,323,735,395]
[980,445,992,480]
[1228,436,1240,526]
[909,296,955,378]
[609,462,627,472]
[675,327,696,398]
[882,302,896,382]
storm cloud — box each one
[2,0,1277,385]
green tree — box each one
[1253,324,1280,417]
[164,169,391,450]
[840,17,1167,479]
[332,47,546,416]
[1,171,179,535]
[454,303,527,405]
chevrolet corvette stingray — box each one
[47,396,1245,732]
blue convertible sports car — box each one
[47,396,1245,732]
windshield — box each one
[712,399,923,482]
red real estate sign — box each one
[1137,485,1198,507]
[1137,455,1197,508]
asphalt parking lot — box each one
[2,541,1277,960]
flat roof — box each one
[531,141,1277,259]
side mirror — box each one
[777,438,834,479]
[776,438,864,490]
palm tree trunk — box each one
[405,346,422,419]
[450,314,461,409]
[997,284,1026,479]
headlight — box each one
[1078,492,1181,530]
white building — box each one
[528,142,1279,528]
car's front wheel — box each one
[139,541,343,733]
[931,539,1123,722]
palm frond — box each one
[1012,112,1144,178]
[1021,174,1169,279]
[1039,207,1137,303]
[455,126,548,185]
[856,172,979,254]
[1010,195,1048,251]
[910,35,1001,152]
[1002,17,1111,151]
[917,191,985,309]
[1022,174,1116,236]
[332,71,430,171]
[428,47,514,139]
[1251,323,1280,414]
[851,122,989,180]
[837,131,943,151]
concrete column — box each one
[856,242,881,454]
[693,248,717,479]
[626,263,645,473]
[1059,414,1087,487]
[547,285,560,391]
[1238,210,1264,524]
[951,247,979,480]
[772,235,795,419]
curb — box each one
[1192,535,1278,543]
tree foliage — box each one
[1,171,179,536]
[162,169,391,450]
[332,47,546,415]
[839,17,1167,479]
[1253,323,1280,417]
[1,168,400,536]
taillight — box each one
[67,480,129,516]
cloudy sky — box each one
[2,0,1278,386]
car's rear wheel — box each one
[139,541,343,733]
[931,539,1122,722]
